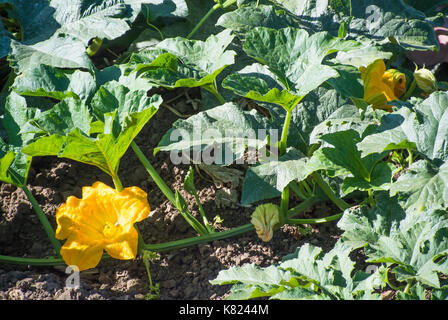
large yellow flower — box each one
[55,181,150,271]
[360,59,406,111]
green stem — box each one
[112,173,123,192]
[280,186,290,221]
[290,181,308,200]
[194,192,214,233]
[186,0,237,40]
[287,196,322,217]
[187,3,220,40]
[131,142,175,204]
[287,213,342,225]
[368,189,375,208]
[407,148,413,166]
[402,79,416,100]
[143,223,254,252]
[279,110,292,155]
[203,84,225,105]
[0,255,65,266]
[403,279,415,294]
[311,172,350,211]
[131,142,208,235]
[22,186,61,256]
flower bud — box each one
[414,67,437,93]
[250,204,280,242]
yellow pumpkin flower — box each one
[55,181,150,271]
[359,59,406,111]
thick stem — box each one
[143,223,254,252]
[287,213,343,225]
[279,110,292,155]
[280,186,290,221]
[311,172,350,211]
[132,142,208,235]
[22,186,61,256]
[131,142,175,204]
[407,148,413,166]
[287,196,322,218]
[203,84,226,105]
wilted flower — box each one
[250,204,280,242]
[55,181,151,271]
[360,59,406,111]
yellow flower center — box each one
[102,222,120,239]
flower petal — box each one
[104,227,139,260]
[60,237,104,271]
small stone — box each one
[134,293,145,300]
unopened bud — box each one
[251,204,280,242]
[414,67,437,93]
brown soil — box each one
[0,89,345,300]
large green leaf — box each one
[338,196,448,288]
[222,27,360,111]
[125,29,236,91]
[216,4,297,34]
[390,159,448,213]
[23,84,162,176]
[306,129,393,194]
[241,147,308,205]
[358,92,448,163]
[155,102,274,165]
[8,35,93,73]
[0,92,41,186]
[11,64,96,102]
[272,0,442,50]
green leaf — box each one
[125,29,236,90]
[358,92,448,163]
[390,160,448,213]
[155,102,273,165]
[241,147,308,205]
[29,97,91,136]
[216,4,296,34]
[0,92,40,186]
[50,0,131,45]
[12,65,96,102]
[210,263,294,300]
[330,42,394,69]
[338,195,448,289]
[8,35,92,73]
[272,0,441,50]
[306,129,391,194]
[23,85,162,176]
[223,27,360,111]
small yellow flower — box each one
[359,59,406,111]
[251,204,280,242]
[55,181,150,271]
